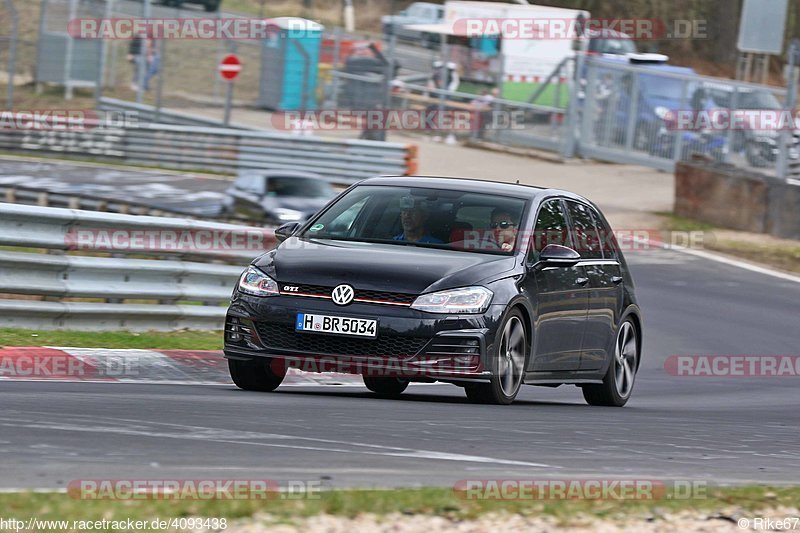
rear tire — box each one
[582,319,639,407]
[228,358,284,392]
[464,309,527,405]
[363,376,409,396]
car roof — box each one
[357,175,594,204]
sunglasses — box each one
[491,221,517,229]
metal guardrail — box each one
[1,182,218,219]
[0,118,417,184]
[97,97,253,130]
[0,203,272,331]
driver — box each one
[489,208,519,252]
[393,197,444,244]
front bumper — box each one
[223,292,505,382]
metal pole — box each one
[155,38,166,120]
[223,81,233,126]
[95,0,114,106]
[4,0,18,109]
[672,78,690,164]
[223,43,236,126]
[136,0,152,104]
[778,39,800,179]
[723,87,739,165]
[560,53,583,158]
[63,0,78,100]
[34,0,48,94]
[156,5,176,121]
[384,33,396,110]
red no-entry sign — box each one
[218,54,242,81]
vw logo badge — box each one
[331,284,355,306]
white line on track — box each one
[0,414,554,469]
[647,241,800,284]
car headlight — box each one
[238,266,279,297]
[410,286,493,314]
[273,208,304,222]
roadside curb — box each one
[0,347,365,386]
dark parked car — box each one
[222,170,336,224]
[698,84,800,167]
[381,2,444,47]
[157,0,221,12]
[224,177,642,406]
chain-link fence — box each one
[16,0,800,179]
[579,56,799,177]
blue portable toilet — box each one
[258,17,323,111]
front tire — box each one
[582,319,639,407]
[464,309,528,405]
[363,376,409,397]
[228,358,284,392]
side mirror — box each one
[536,244,581,268]
[275,222,301,243]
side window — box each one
[589,208,618,260]
[235,174,262,194]
[565,201,603,260]
[529,199,570,263]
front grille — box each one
[280,282,416,306]
[256,323,428,358]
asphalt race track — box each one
[0,158,232,217]
[1,246,798,489]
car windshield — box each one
[300,185,528,255]
[640,75,693,102]
[591,37,638,55]
[266,177,333,198]
[738,91,782,109]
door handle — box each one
[576,277,590,286]
[611,276,624,285]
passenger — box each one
[393,198,444,244]
[489,208,519,252]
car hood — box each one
[254,238,518,294]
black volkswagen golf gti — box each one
[224,177,642,406]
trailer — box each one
[405,1,590,105]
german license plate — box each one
[295,313,377,338]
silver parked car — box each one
[382,2,445,48]
[222,170,336,224]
